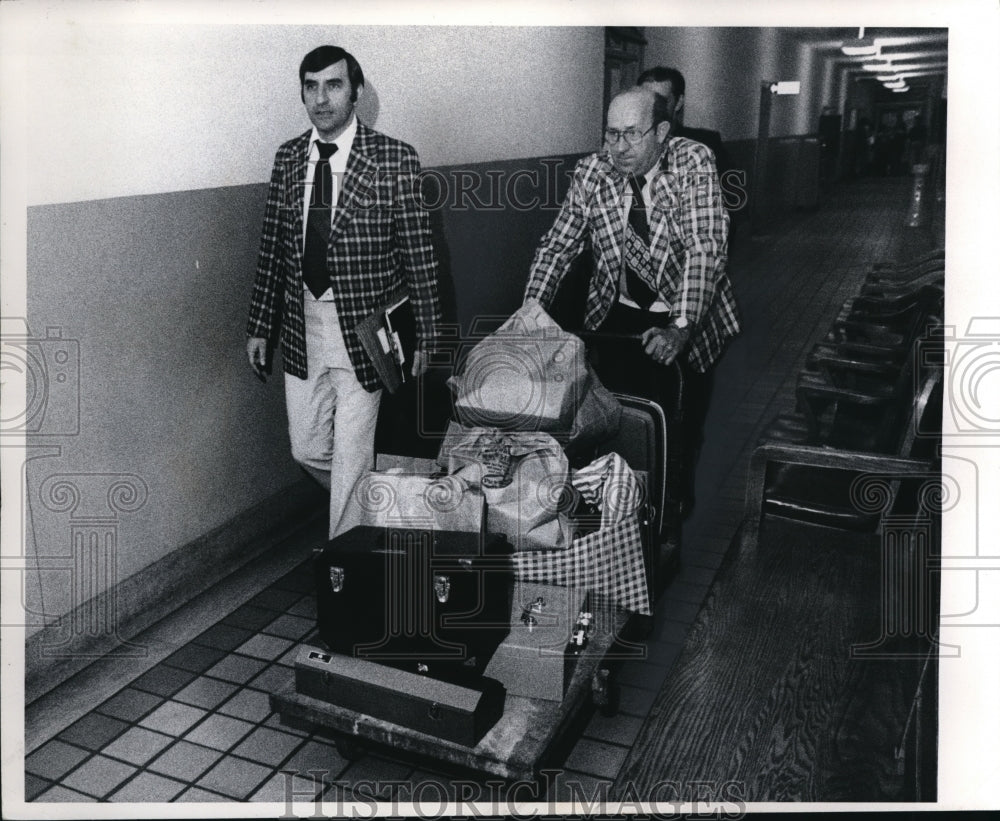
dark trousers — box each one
[592,302,713,517]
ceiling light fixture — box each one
[862,59,890,72]
[842,26,880,57]
[884,78,907,89]
[892,85,910,93]
[874,61,896,81]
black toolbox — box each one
[314,526,514,681]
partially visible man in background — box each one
[637,65,741,516]
[638,65,733,181]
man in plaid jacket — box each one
[524,86,741,520]
[247,45,442,537]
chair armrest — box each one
[742,441,937,548]
[809,346,902,378]
[870,249,944,274]
[831,319,907,346]
[760,412,811,444]
[812,339,907,361]
[797,372,894,407]
[850,285,943,319]
[860,273,943,298]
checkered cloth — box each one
[571,452,644,521]
[511,453,651,615]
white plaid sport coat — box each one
[247,123,442,389]
[524,137,741,372]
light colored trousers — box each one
[285,296,381,538]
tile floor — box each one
[23,174,942,805]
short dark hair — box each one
[651,92,673,128]
[637,66,685,98]
[299,45,365,102]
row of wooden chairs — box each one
[744,248,944,542]
[642,248,947,802]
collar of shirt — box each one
[607,152,666,219]
[308,114,358,167]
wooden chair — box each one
[745,362,941,540]
[614,372,942,800]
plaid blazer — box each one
[524,137,741,372]
[247,123,442,389]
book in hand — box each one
[355,296,417,394]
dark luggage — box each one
[596,393,671,596]
[314,526,513,682]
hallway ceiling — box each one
[787,27,948,98]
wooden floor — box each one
[614,517,935,802]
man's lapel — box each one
[329,123,378,240]
[284,132,311,266]
[595,165,625,272]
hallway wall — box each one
[20,25,604,645]
[22,23,604,206]
[643,27,832,141]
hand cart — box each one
[270,334,678,781]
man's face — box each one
[302,60,356,141]
[605,93,669,176]
[641,79,682,123]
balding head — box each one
[609,88,657,125]
[604,88,672,176]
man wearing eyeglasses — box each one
[524,86,740,520]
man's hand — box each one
[247,337,268,381]
[411,348,430,378]
[641,326,690,366]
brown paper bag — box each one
[340,470,485,534]
[561,361,623,455]
[439,423,574,550]
[449,299,589,433]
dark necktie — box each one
[303,141,338,299]
[622,173,658,310]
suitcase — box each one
[596,393,671,595]
[295,647,506,746]
[314,526,514,682]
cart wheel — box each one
[591,667,620,717]
[334,735,365,761]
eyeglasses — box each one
[603,124,657,147]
